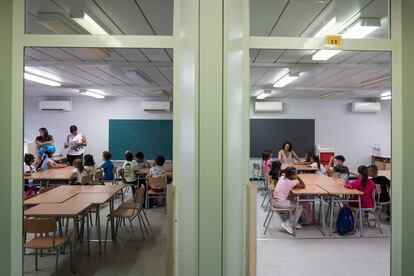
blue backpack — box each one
[336,206,355,235]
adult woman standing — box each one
[65,125,88,165]
[277,141,301,164]
[34,127,55,163]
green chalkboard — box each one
[109,119,173,160]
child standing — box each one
[100,151,114,181]
[345,165,377,209]
[261,150,273,178]
[272,166,305,235]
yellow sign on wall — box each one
[326,35,342,49]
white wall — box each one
[24,96,172,161]
[250,99,391,171]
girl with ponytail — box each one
[344,165,377,209]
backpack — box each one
[39,144,56,155]
[299,201,313,225]
[336,206,355,235]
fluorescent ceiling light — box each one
[125,70,151,86]
[72,13,108,35]
[381,91,391,97]
[256,90,272,100]
[320,91,342,99]
[79,89,105,99]
[342,18,381,39]
[380,95,391,100]
[37,13,82,34]
[24,73,61,87]
[25,67,61,82]
[360,75,391,88]
[273,72,300,88]
[313,17,336,38]
[312,50,341,61]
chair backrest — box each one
[164,163,173,172]
[148,177,167,188]
[134,185,146,205]
[24,218,56,234]
[253,163,261,176]
[95,170,103,184]
[374,184,381,203]
[81,174,94,185]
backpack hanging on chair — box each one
[336,206,355,235]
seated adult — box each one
[277,141,301,164]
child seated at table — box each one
[99,151,114,181]
[148,155,167,179]
[135,152,151,169]
[262,149,273,177]
[36,150,66,171]
[84,154,97,181]
[368,165,390,203]
[71,158,88,184]
[328,155,350,181]
[24,153,36,176]
[121,151,139,196]
[344,165,377,209]
[268,160,281,190]
[272,166,305,235]
[310,154,327,175]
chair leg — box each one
[35,249,38,271]
[54,246,60,276]
[104,217,110,250]
[68,240,73,272]
[138,212,149,234]
[135,215,145,240]
[373,210,383,234]
[128,219,139,249]
[261,190,268,208]
[142,209,150,227]
[263,209,272,227]
[264,211,274,235]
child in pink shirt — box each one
[272,166,305,235]
[344,165,377,209]
[261,149,273,177]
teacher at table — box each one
[278,141,301,164]
[64,125,88,165]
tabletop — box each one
[24,186,79,205]
[318,184,363,195]
[67,192,114,205]
[299,174,344,186]
[81,184,126,194]
[25,166,74,180]
[281,163,318,172]
[24,201,91,217]
[292,184,329,195]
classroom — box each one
[1,1,414,276]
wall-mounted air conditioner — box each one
[254,101,283,112]
[351,102,381,113]
[142,101,171,112]
[39,100,72,111]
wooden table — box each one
[24,166,74,182]
[281,163,318,173]
[24,200,92,273]
[291,181,329,236]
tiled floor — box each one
[24,192,167,276]
[256,192,391,276]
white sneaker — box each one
[281,222,294,235]
[295,223,302,229]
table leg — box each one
[312,196,316,224]
[86,212,90,257]
[329,196,334,236]
[110,199,116,241]
[293,196,299,237]
[97,205,102,255]
[358,196,363,237]
[320,197,326,236]
[73,216,78,273]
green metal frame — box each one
[1,0,412,275]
